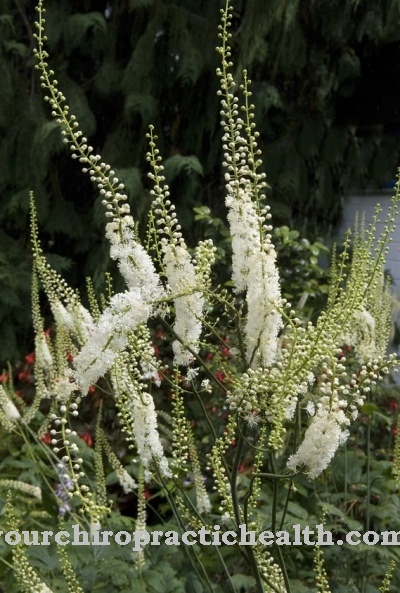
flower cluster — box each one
[217,25,282,368]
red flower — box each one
[80,432,93,447]
[25,352,35,365]
[388,400,399,412]
[18,370,30,382]
[155,328,164,339]
[153,344,160,358]
[88,386,96,394]
[215,371,225,384]
[0,372,9,383]
[221,346,231,358]
[41,432,52,444]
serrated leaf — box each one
[146,564,184,593]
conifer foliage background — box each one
[1,0,400,363]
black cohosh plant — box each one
[0,1,399,592]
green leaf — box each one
[287,501,309,520]
[125,93,157,126]
[185,572,203,593]
[63,12,107,55]
[145,563,185,593]
[163,155,203,185]
[31,122,65,180]
[361,403,378,416]
[129,0,155,8]
[4,41,29,58]
[230,573,257,591]
[62,76,97,137]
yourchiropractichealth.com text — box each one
[1,524,400,549]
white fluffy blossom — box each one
[195,476,211,515]
[133,394,171,480]
[245,249,282,367]
[74,290,151,393]
[0,479,42,501]
[37,584,53,593]
[163,245,204,366]
[35,332,53,370]
[106,218,164,302]
[226,187,261,292]
[112,365,171,481]
[52,371,76,402]
[306,401,315,416]
[117,469,137,494]
[225,186,282,367]
[287,407,350,478]
[52,300,94,343]
[0,386,20,423]
[339,308,377,363]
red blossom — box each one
[18,370,30,382]
[221,346,231,358]
[155,328,164,339]
[88,386,96,394]
[41,432,52,444]
[0,372,9,383]
[25,352,35,364]
[215,371,225,383]
[80,432,93,447]
[153,344,160,357]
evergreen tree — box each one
[1,0,400,363]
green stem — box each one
[155,470,215,593]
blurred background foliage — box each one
[1,0,400,362]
